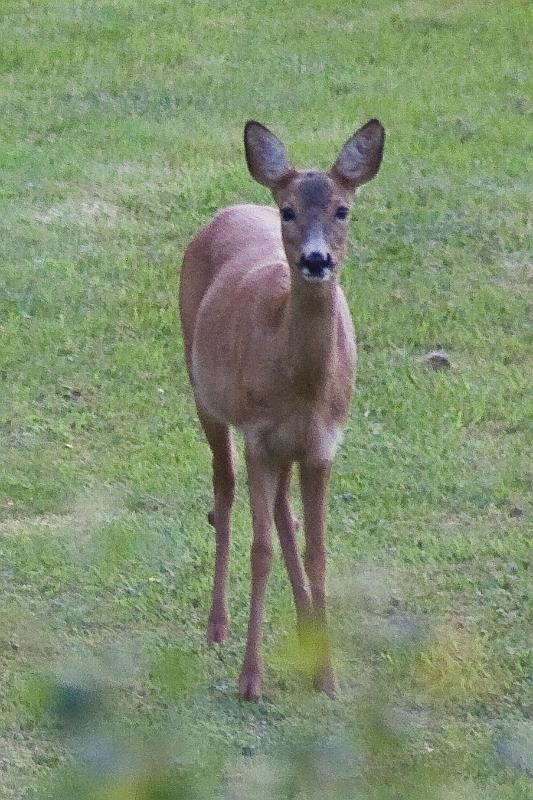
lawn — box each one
[0,0,531,797]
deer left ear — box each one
[330,119,385,190]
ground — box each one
[0,1,531,798]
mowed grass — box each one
[0,0,531,796]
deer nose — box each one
[300,251,332,270]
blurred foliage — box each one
[36,571,532,800]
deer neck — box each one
[285,276,338,394]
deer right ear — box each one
[244,121,294,189]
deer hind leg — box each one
[197,407,235,645]
[239,447,280,701]
[299,461,337,697]
[274,464,312,634]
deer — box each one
[179,118,385,701]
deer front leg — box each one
[274,464,313,635]
[300,460,337,698]
[239,448,279,701]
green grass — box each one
[0,0,531,797]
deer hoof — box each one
[313,666,337,699]
[207,615,229,645]
[238,668,263,702]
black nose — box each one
[299,251,332,274]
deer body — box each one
[179,121,384,700]
[188,204,355,462]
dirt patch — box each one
[35,200,118,225]
[0,734,62,800]
[0,492,121,539]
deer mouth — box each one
[298,255,334,283]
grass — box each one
[0,0,531,796]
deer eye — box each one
[281,207,296,222]
[335,206,349,220]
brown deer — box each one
[179,119,384,700]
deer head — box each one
[244,119,385,283]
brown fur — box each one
[179,119,384,700]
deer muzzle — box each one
[298,252,334,282]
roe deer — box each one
[179,119,384,700]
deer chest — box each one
[243,410,344,465]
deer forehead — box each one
[280,172,342,212]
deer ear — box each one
[330,119,385,190]
[244,121,294,189]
